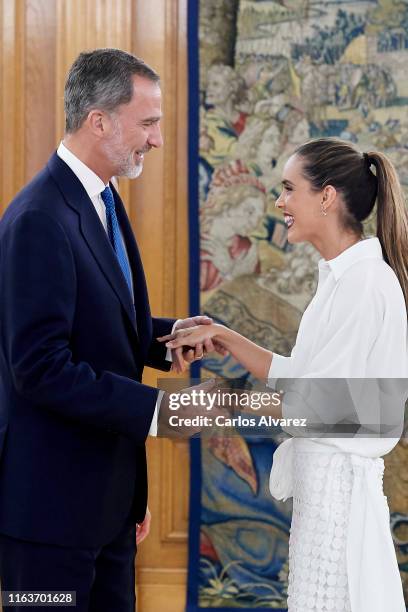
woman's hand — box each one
[158,324,226,370]
[170,316,215,373]
[159,323,273,380]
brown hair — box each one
[294,137,408,310]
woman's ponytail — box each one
[366,151,408,311]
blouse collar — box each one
[318,237,384,282]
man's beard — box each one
[115,152,144,179]
[104,122,145,179]
[105,144,144,179]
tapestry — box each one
[187,1,408,609]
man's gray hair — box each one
[64,48,160,133]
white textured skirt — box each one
[270,437,405,612]
[287,448,355,611]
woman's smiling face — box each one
[275,154,327,244]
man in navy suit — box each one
[0,48,210,611]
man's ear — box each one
[87,109,109,137]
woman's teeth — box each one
[284,214,295,228]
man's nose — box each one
[148,124,163,148]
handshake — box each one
[155,317,283,437]
[156,315,232,437]
[158,315,228,374]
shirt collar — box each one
[57,141,107,199]
[318,237,384,282]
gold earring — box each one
[321,203,327,216]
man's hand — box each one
[136,506,151,545]
[170,316,228,373]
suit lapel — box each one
[47,153,138,338]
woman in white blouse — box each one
[160,138,408,612]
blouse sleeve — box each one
[279,267,407,457]
[267,346,296,387]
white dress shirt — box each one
[57,142,170,436]
[268,237,407,612]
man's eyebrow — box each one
[141,115,162,123]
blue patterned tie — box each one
[100,186,133,294]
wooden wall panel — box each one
[25,0,56,179]
[0,0,25,213]
[160,440,189,543]
[0,2,189,610]
[134,1,190,608]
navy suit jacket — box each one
[0,152,175,548]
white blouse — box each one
[269,237,408,380]
[268,237,408,612]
